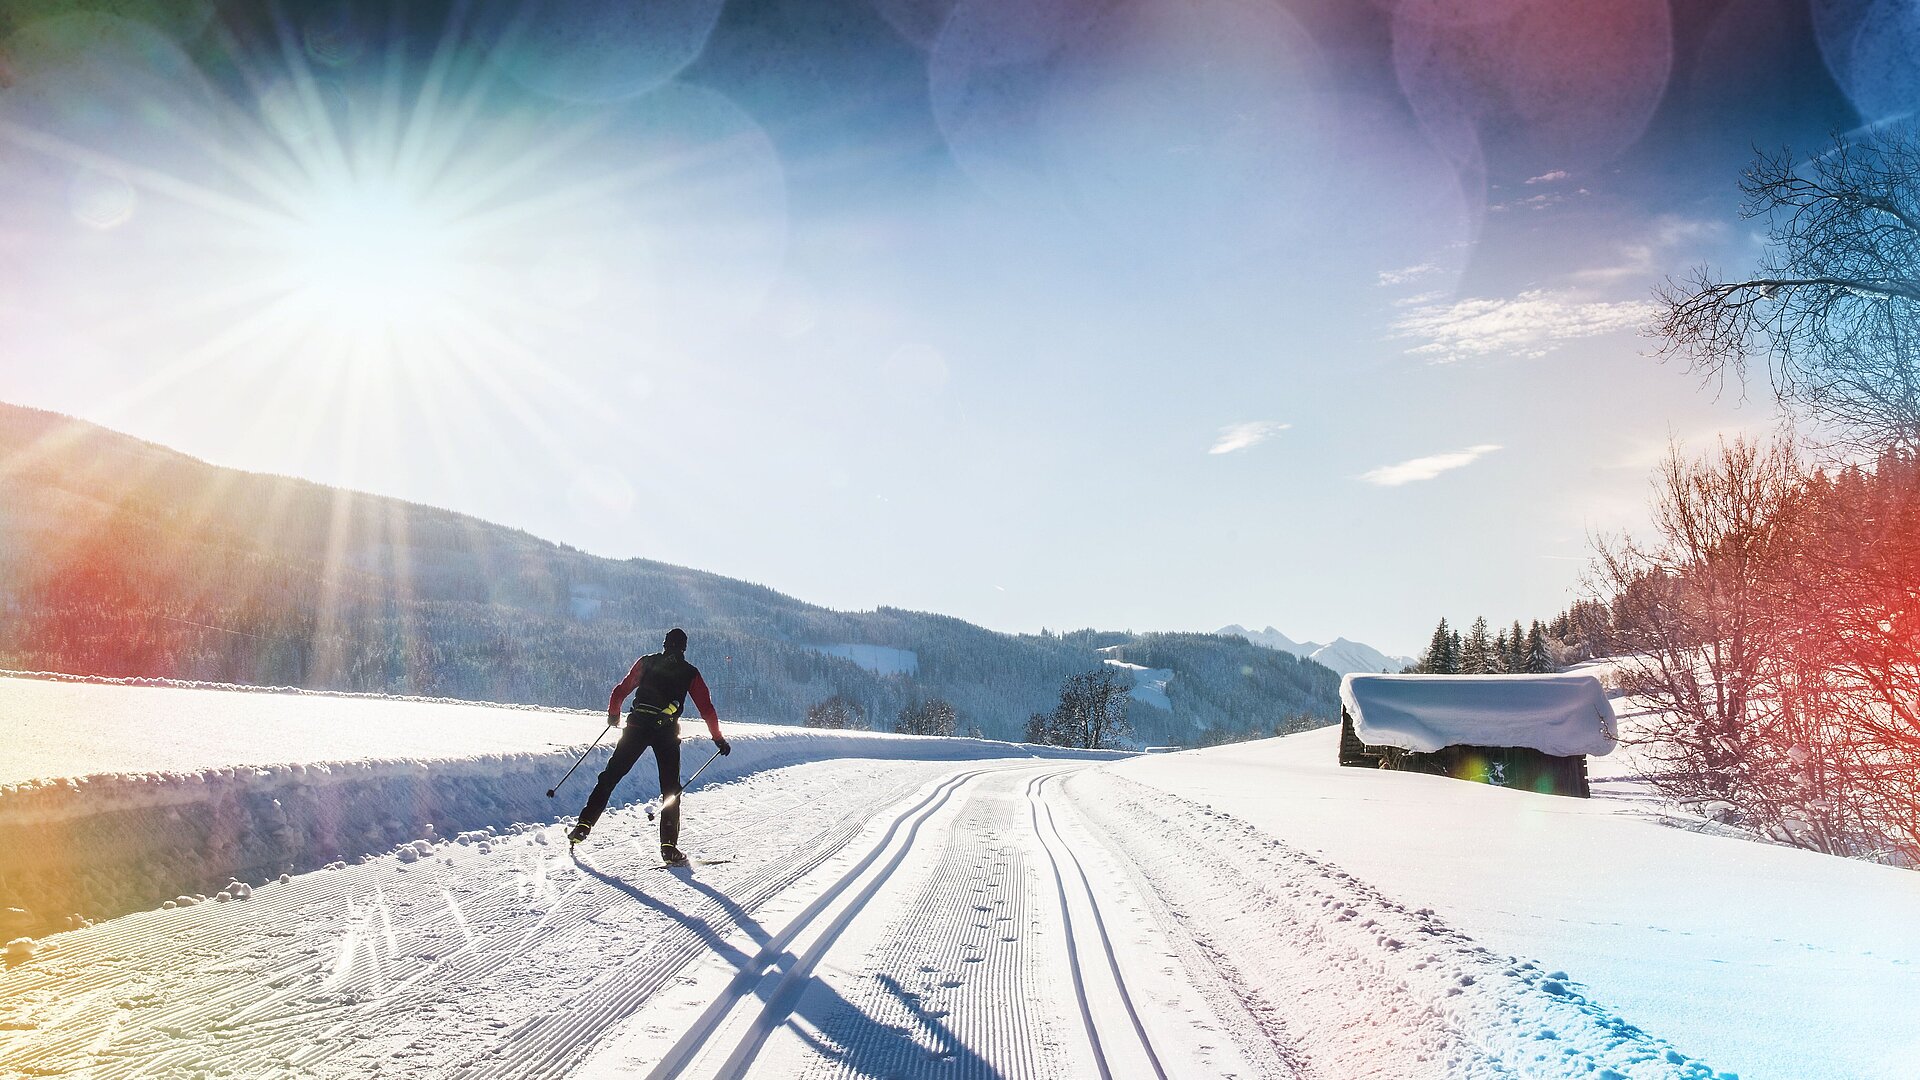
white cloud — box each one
[1377,263,1439,287]
[1525,170,1570,185]
[1209,420,1291,455]
[1361,444,1503,486]
[1392,289,1656,362]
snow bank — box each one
[1341,672,1618,756]
[0,673,594,784]
[1,679,1111,936]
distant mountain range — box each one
[1217,625,1418,676]
[0,403,1340,745]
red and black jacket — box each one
[609,650,721,740]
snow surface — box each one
[810,643,920,676]
[1100,658,1173,710]
[1342,672,1620,756]
[4,678,1910,1079]
[1113,728,1920,1080]
[0,672,592,785]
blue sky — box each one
[0,0,1885,654]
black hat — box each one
[664,628,689,652]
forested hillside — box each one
[0,405,1336,742]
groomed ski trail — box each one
[577,766,1275,1079]
[5,752,1730,1080]
[0,758,973,1080]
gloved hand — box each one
[715,735,731,756]
[607,715,622,728]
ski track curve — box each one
[1024,771,1166,1080]
[0,759,969,1080]
[1061,770,1727,1080]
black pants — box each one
[578,714,682,846]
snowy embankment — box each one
[1112,728,1920,1080]
[0,675,1106,937]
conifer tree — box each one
[1461,616,1494,674]
[1526,620,1554,673]
[1421,618,1456,673]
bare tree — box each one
[1655,131,1920,452]
[804,694,864,730]
[894,698,957,737]
[1593,438,1808,836]
[1049,668,1134,750]
[1768,455,1920,860]
[1024,712,1052,745]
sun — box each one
[281,181,470,347]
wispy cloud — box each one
[1377,263,1439,287]
[1392,289,1655,362]
[1574,216,1726,284]
[1209,420,1290,455]
[1491,188,1590,212]
[1361,444,1503,486]
[1525,170,1569,185]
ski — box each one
[656,858,731,868]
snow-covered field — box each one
[3,678,1913,1079]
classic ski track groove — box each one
[1051,771,1311,1079]
[1024,771,1169,1080]
[0,760,960,1080]
[1068,770,1511,1080]
[1069,772,1721,1080]
[799,768,1060,1080]
[641,766,1015,1079]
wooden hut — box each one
[1337,673,1618,798]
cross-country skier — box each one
[570,628,730,865]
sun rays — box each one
[0,5,786,462]
[0,4,789,676]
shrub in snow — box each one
[1597,439,1920,866]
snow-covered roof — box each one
[1340,674,1618,757]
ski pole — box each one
[546,724,614,798]
[647,748,724,820]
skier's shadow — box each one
[573,853,1002,1078]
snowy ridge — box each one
[1100,658,1173,711]
[1308,636,1420,676]
[0,667,599,714]
[0,717,1116,937]
[1216,627,1418,675]
[808,643,920,676]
